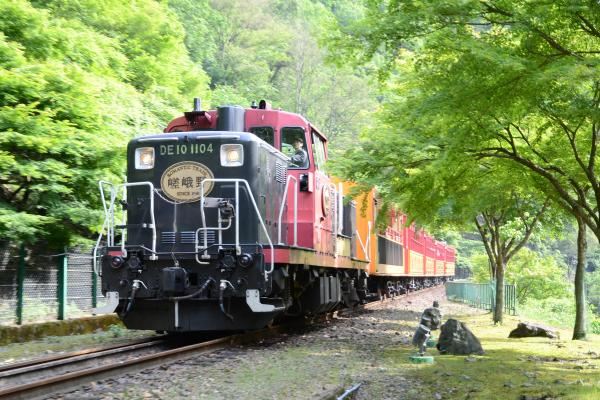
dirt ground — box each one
[50,286,483,400]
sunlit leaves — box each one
[0,0,210,246]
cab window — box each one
[249,126,274,146]
[281,127,309,169]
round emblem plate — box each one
[160,161,214,202]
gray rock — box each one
[436,319,484,355]
[509,322,559,339]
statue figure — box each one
[412,301,442,356]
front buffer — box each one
[100,243,284,332]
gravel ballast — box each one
[50,286,483,399]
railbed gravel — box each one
[49,286,483,400]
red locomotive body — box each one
[94,100,454,332]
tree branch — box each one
[475,149,598,233]
[577,13,600,39]
[475,216,497,278]
[509,123,549,164]
[506,198,550,260]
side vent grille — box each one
[160,231,176,244]
[275,161,287,184]
[180,231,196,244]
[197,230,216,245]
[161,231,216,245]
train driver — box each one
[290,137,309,168]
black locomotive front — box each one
[99,107,288,331]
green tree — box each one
[471,248,570,304]
[334,126,554,323]
[0,0,209,247]
[34,0,210,122]
[330,0,600,339]
[169,0,377,148]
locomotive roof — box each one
[130,130,289,162]
[163,104,328,143]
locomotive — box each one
[93,99,455,332]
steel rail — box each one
[0,326,287,400]
[0,339,165,379]
[0,337,161,374]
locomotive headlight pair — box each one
[135,147,155,170]
[220,144,244,167]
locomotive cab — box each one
[97,103,292,331]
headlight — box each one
[135,147,155,170]
[220,144,244,167]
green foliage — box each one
[329,0,600,239]
[591,319,600,335]
[108,324,126,338]
[436,233,483,278]
[0,0,208,247]
[1,0,375,248]
[520,296,599,333]
[587,269,600,313]
[471,248,570,303]
[169,0,377,148]
[329,0,599,331]
[470,253,493,284]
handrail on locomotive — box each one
[93,176,303,282]
[277,174,298,246]
[93,180,158,277]
[195,178,275,281]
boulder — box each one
[509,322,559,339]
[436,319,484,355]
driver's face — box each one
[293,140,302,150]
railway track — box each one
[0,337,169,400]
[0,326,292,400]
[0,285,442,400]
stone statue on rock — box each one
[412,301,442,356]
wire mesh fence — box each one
[445,280,517,316]
[0,244,105,326]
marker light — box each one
[135,147,155,169]
[220,144,244,167]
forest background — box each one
[0,0,599,335]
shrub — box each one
[470,248,570,303]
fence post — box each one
[91,254,98,309]
[513,282,517,315]
[489,280,496,313]
[57,248,68,320]
[16,244,26,325]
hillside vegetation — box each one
[0,0,374,247]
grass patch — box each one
[519,297,600,334]
[0,325,156,364]
[386,312,600,399]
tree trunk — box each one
[573,215,587,340]
[493,256,505,324]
